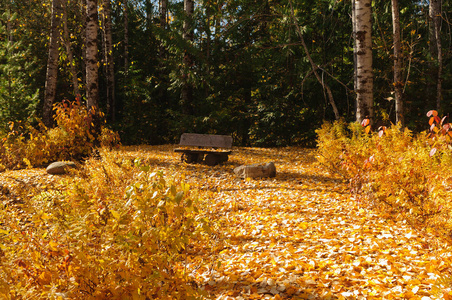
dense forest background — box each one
[0,0,451,146]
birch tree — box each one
[353,0,374,124]
[43,0,62,127]
[85,0,99,110]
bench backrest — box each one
[179,133,233,148]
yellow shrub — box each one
[1,149,209,299]
[316,116,452,236]
[0,98,119,170]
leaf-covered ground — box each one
[1,145,452,299]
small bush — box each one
[316,112,452,234]
[0,98,119,171]
[0,149,209,299]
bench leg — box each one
[219,153,229,163]
[182,152,204,163]
[204,153,220,166]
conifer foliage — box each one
[0,12,39,130]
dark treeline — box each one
[0,0,451,146]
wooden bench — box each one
[174,133,233,166]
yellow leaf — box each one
[110,210,120,220]
[49,241,59,251]
[38,270,52,285]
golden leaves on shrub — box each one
[0,98,119,171]
[1,144,452,299]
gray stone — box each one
[46,161,77,175]
[233,162,276,179]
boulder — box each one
[46,161,77,175]
[233,162,276,179]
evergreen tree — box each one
[0,12,39,130]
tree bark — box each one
[124,0,129,75]
[352,0,357,102]
[102,0,116,121]
[391,0,403,125]
[181,0,194,116]
[43,0,62,127]
[61,0,80,98]
[353,0,374,124]
[288,0,340,120]
[85,0,99,110]
[159,0,168,30]
[429,0,442,110]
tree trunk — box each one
[288,0,340,120]
[181,0,194,116]
[429,0,442,110]
[160,0,167,30]
[61,0,80,98]
[391,0,403,125]
[85,0,99,110]
[353,0,374,124]
[43,0,62,127]
[124,0,129,75]
[352,0,358,101]
[429,0,438,56]
[102,0,115,121]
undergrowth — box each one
[316,112,452,234]
[316,111,452,297]
[0,98,119,171]
[0,149,210,299]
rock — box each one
[46,161,77,175]
[233,162,276,179]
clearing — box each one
[1,145,451,299]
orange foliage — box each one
[0,98,119,171]
[316,112,452,236]
[2,144,452,299]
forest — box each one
[0,0,450,146]
[3,0,452,299]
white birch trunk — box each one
[353,0,374,124]
[85,0,99,109]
